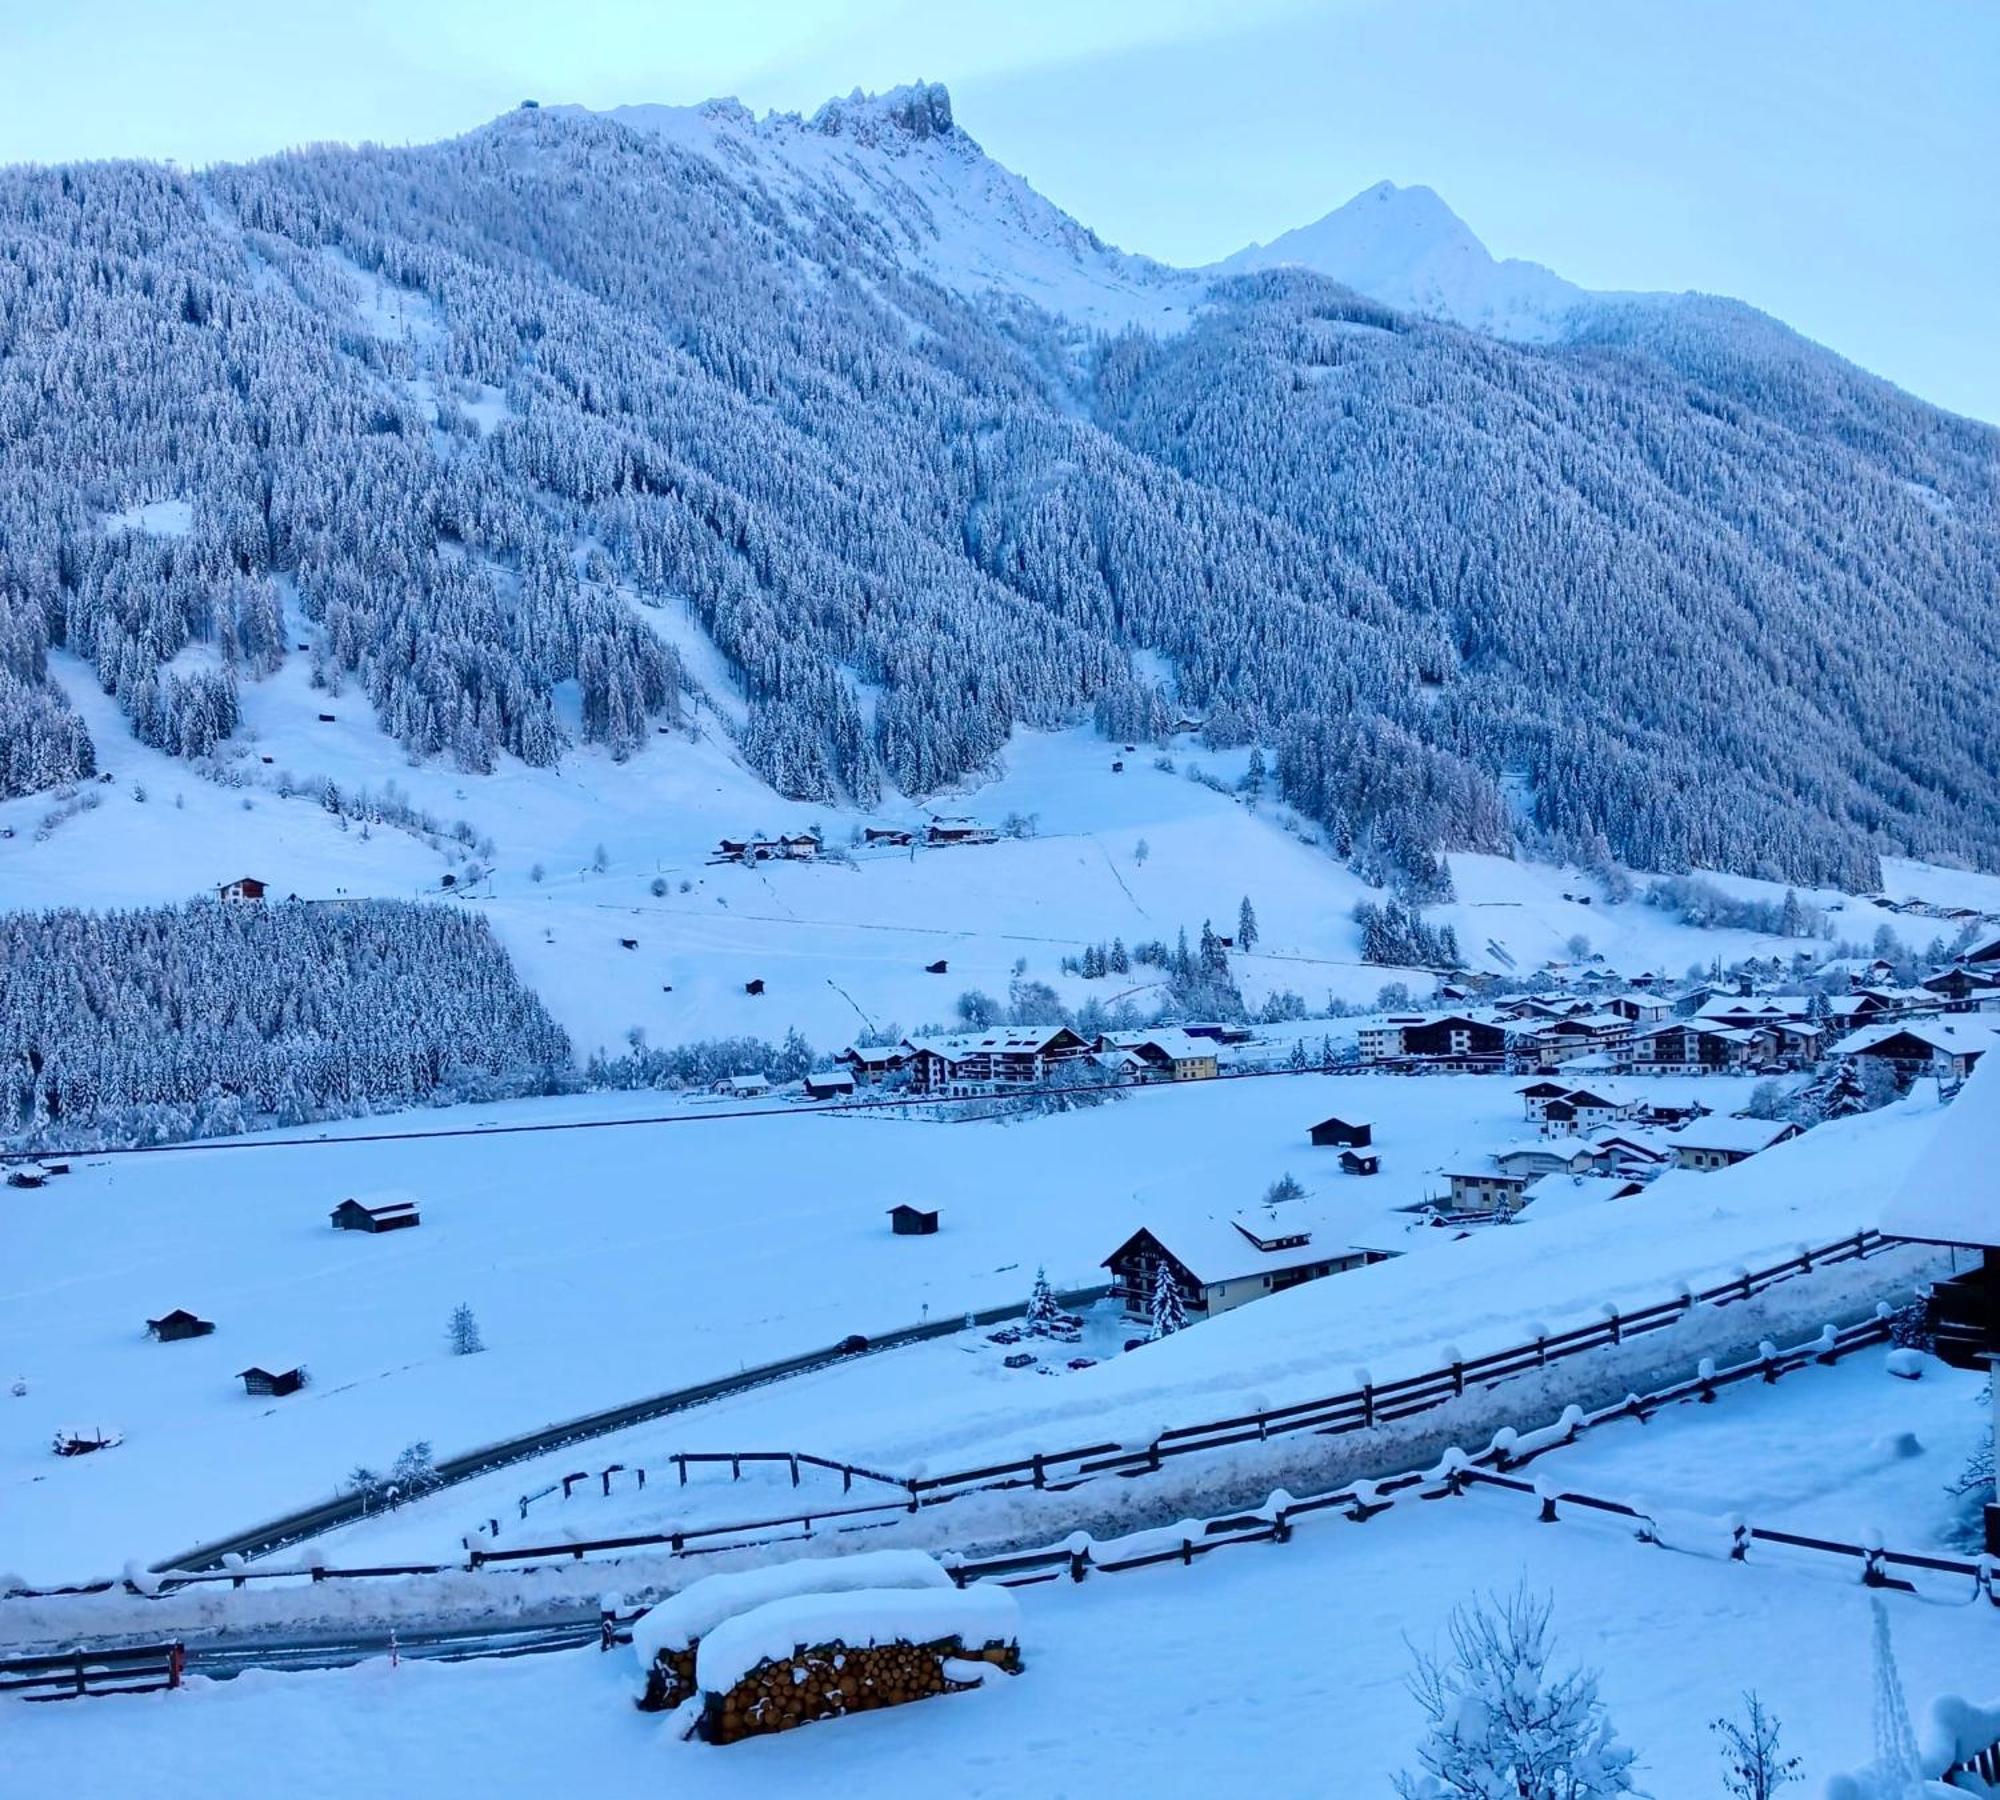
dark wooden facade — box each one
[1338,1150,1381,1176]
[1308,1116,1373,1149]
[888,1205,940,1236]
[238,1365,304,1397]
[146,1309,215,1342]
[1400,1016,1507,1059]
[330,1198,421,1233]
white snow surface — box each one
[6,1491,1993,1796]
[563,88,1203,337]
[1880,1055,1999,1247]
[694,1584,1019,1693]
[632,1551,952,1668]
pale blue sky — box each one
[2,1,1995,420]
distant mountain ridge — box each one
[0,81,1995,893]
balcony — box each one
[1926,1267,1997,1372]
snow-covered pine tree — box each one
[448,1303,484,1355]
[1393,1589,1636,1800]
[1237,895,1259,951]
[1025,1266,1061,1336]
[1148,1259,1188,1340]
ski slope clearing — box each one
[6,1486,1990,1796]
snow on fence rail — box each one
[7,1241,1910,1612]
[495,1450,908,1533]
[0,1641,184,1701]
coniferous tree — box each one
[1147,1259,1188,1340]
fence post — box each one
[675,1454,687,1487]
[1729,1522,1749,1562]
[1271,1507,1292,1544]
[1759,1340,1780,1384]
[74,1650,87,1697]
[730,1455,741,1482]
[1068,1544,1090,1583]
[1032,1453,1046,1490]
[600,1608,618,1651]
[1603,1304,1621,1346]
[1181,1537,1194,1566]
[789,1454,800,1488]
[1538,1489,1559,1524]
[169,1641,185,1689]
[1360,1381,1375,1429]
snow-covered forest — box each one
[0,900,570,1140]
[0,92,1996,893]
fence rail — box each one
[0,1641,183,1700]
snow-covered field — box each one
[3,1072,1947,1589]
[8,1479,1992,1797]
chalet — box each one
[1338,1149,1381,1177]
[1096,1029,1218,1081]
[1308,1115,1373,1149]
[714,1073,771,1099]
[1511,1013,1634,1067]
[776,833,819,861]
[6,1169,45,1189]
[1494,1139,1600,1181]
[238,1365,305,1397]
[1443,1168,1532,1214]
[1091,1046,1152,1083]
[1559,1089,1632,1133]
[1518,1080,1575,1121]
[1629,1020,1758,1075]
[836,1044,910,1085]
[1590,1132,1670,1171]
[1833,1018,1996,1087]
[1668,1117,1801,1171]
[1357,1015,1426,1061]
[217,875,268,904]
[803,1072,857,1101]
[887,1204,940,1236]
[902,1026,1090,1095]
[1880,1058,1998,1551]
[330,1195,421,1233]
[715,834,818,865]
[1102,1208,1394,1320]
[863,827,914,847]
[1402,1014,1507,1062]
[146,1309,215,1342]
[924,817,998,847]
[1922,966,2000,1010]
[1536,1099,1578,1133]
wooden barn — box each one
[863,827,914,847]
[1338,1149,1381,1177]
[1308,1115,1373,1149]
[330,1195,421,1233]
[803,1073,857,1100]
[888,1204,940,1236]
[238,1365,305,1398]
[146,1309,215,1342]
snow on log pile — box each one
[688,1584,1021,1744]
[632,1549,953,1711]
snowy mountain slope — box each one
[1216,178,1589,340]
[564,85,1203,336]
[1,80,1997,915]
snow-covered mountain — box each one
[565,84,1203,335]
[1216,179,1589,341]
[0,80,1996,909]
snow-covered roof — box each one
[1496,1137,1599,1164]
[1833,1017,1998,1059]
[1880,1058,1999,1246]
[1520,1174,1643,1212]
[902,1026,1079,1058]
[1131,1205,1368,1287]
[1669,1117,1799,1155]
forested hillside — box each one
[0,86,1994,890]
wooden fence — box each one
[0,1641,183,1700]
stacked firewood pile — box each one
[638,1644,698,1712]
[697,1635,1019,1743]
